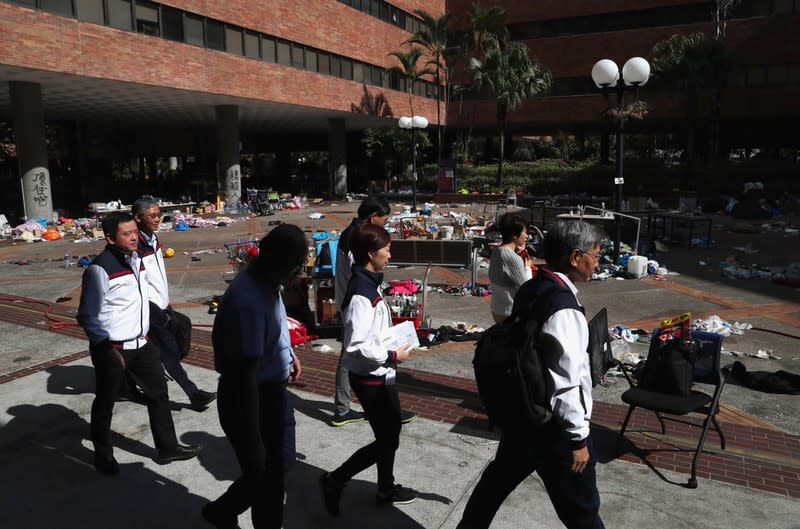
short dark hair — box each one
[254,224,308,281]
[350,223,391,266]
[101,212,135,238]
[498,213,528,243]
[357,196,391,220]
[542,220,605,267]
[132,196,159,217]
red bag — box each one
[287,317,317,346]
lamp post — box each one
[398,115,428,212]
[591,57,650,261]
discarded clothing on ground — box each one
[726,361,800,394]
[421,325,484,346]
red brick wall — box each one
[157,0,444,70]
[0,2,438,118]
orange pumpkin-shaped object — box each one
[42,227,61,240]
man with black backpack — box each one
[459,219,606,529]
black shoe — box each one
[157,443,202,465]
[330,409,366,427]
[201,501,240,529]
[117,387,146,405]
[320,471,344,516]
[190,390,217,411]
[94,454,120,475]
[400,409,417,424]
[376,484,417,506]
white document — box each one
[381,320,420,351]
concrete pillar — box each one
[11,82,53,220]
[215,105,241,205]
[328,118,347,197]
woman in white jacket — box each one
[320,223,416,515]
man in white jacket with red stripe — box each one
[133,197,216,411]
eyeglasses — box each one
[142,212,162,219]
[578,249,602,262]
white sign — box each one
[614,177,625,184]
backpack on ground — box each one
[473,284,564,430]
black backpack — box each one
[473,284,565,430]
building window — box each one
[789,64,800,84]
[41,0,73,16]
[773,0,794,12]
[767,64,787,84]
[291,44,304,68]
[226,27,243,55]
[244,31,260,59]
[330,55,341,77]
[262,37,276,62]
[207,20,225,51]
[161,6,183,42]
[9,0,37,7]
[135,1,159,36]
[380,3,391,23]
[751,0,771,16]
[341,58,353,80]
[305,48,318,72]
[108,0,133,31]
[353,62,364,82]
[184,14,204,47]
[748,66,767,85]
[370,0,380,16]
[277,41,291,66]
[318,52,330,74]
[76,0,104,24]
[404,14,414,32]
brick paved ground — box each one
[1,293,798,498]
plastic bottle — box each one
[63,252,71,269]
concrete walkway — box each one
[0,200,798,528]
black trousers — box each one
[148,302,198,399]
[457,423,604,529]
[214,373,296,529]
[90,341,178,459]
[331,375,402,491]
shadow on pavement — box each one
[0,403,208,529]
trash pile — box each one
[591,253,676,281]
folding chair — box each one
[618,329,726,488]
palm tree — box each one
[465,1,509,57]
[388,47,434,118]
[404,10,455,163]
[652,33,732,178]
[469,35,551,188]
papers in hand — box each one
[381,320,420,352]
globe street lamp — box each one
[591,57,650,260]
[398,115,428,212]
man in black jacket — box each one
[457,219,606,529]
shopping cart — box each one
[224,240,259,276]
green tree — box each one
[362,127,431,184]
[404,10,457,163]
[468,35,551,188]
[464,1,509,57]
[388,47,434,118]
